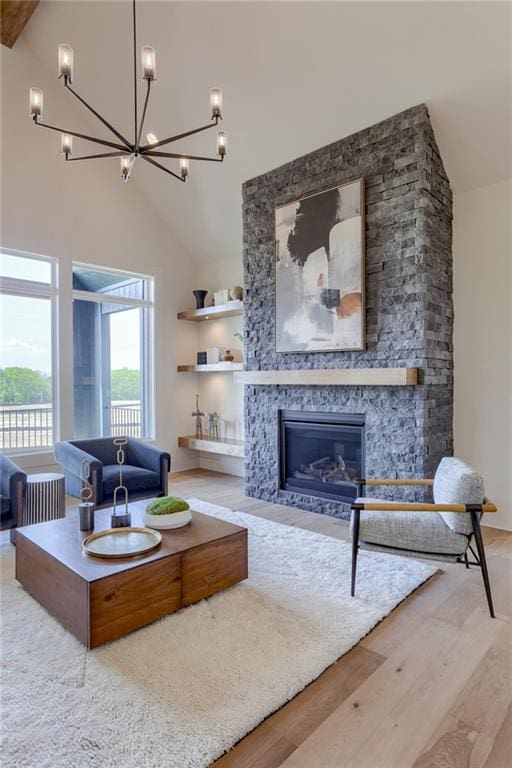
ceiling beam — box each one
[1,1,39,48]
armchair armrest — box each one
[127,440,170,474]
[55,441,103,503]
[357,478,434,487]
[0,454,26,527]
[127,440,171,495]
[351,501,497,514]
[0,454,27,498]
[55,441,102,477]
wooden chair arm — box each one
[359,478,434,487]
[351,501,497,513]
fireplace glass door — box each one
[279,411,365,503]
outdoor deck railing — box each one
[0,402,142,449]
[110,405,142,438]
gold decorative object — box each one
[82,527,162,559]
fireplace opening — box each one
[279,411,365,503]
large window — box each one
[0,251,57,450]
[72,265,154,440]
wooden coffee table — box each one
[15,500,248,648]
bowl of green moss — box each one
[143,496,192,529]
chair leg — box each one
[463,551,470,569]
[351,509,360,597]
[470,510,495,618]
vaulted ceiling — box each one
[8,0,512,263]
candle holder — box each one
[111,438,131,528]
[78,459,95,531]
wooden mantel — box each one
[234,368,419,387]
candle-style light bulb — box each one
[210,88,222,119]
[58,44,74,82]
[217,131,227,158]
[60,133,73,157]
[146,132,158,145]
[120,155,134,182]
[180,157,190,180]
[29,87,43,119]
[141,46,156,80]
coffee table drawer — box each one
[89,555,182,648]
[182,530,248,606]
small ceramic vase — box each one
[229,286,243,301]
[193,290,208,309]
[222,350,235,362]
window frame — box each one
[0,248,59,454]
[71,261,155,441]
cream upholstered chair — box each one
[350,457,497,617]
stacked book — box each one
[206,347,222,364]
[213,289,230,305]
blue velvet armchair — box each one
[0,453,27,542]
[54,437,171,507]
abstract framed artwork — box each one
[274,178,365,352]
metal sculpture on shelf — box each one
[206,412,219,440]
[28,0,227,184]
[78,459,95,531]
[192,394,204,439]
[111,438,131,528]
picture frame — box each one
[274,178,365,353]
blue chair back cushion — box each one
[70,438,118,466]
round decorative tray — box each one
[82,527,162,559]
[143,507,192,530]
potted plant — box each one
[143,496,192,530]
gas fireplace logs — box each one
[294,455,357,485]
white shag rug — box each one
[1,499,437,768]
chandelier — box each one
[28,0,227,183]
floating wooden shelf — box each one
[177,300,243,322]
[234,368,419,386]
[178,435,244,458]
[178,363,244,373]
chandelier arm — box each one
[133,0,138,146]
[34,120,130,151]
[136,80,151,150]
[141,155,185,182]
[64,81,132,149]
[66,151,127,161]
[139,118,219,152]
[144,151,223,163]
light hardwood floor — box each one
[169,469,512,768]
[4,468,511,768]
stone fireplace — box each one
[241,105,453,519]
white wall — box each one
[0,41,199,473]
[453,179,512,530]
[186,257,244,476]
